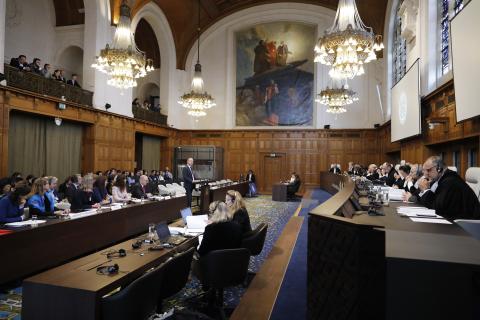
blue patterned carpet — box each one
[0,287,21,320]
[0,195,299,319]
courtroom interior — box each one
[0,0,479,319]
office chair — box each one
[198,248,250,320]
[101,264,164,320]
[454,219,480,241]
[156,247,195,312]
[465,167,480,200]
[241,223,268,285]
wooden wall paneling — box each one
[0,93,8,177]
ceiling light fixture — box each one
[91,1,154,89]
[314,0,383,79]
[178,0,216,117]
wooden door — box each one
[261,153,286,193]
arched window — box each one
[438,0,464,76]
[392,0,407,85]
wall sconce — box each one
[426,117,449,132]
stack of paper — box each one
[68,210,98,220]
[388,188,406,201]
[396,206,437,217]
[5,220,47,227]
[396,206,452,224]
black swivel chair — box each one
[101,264,164,320]
[241,223,268,286]
[199,248,250,320]
[156,247,195,312]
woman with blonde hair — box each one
[70,174,101,212]
[197,202,243,256]
[225,190,252,234]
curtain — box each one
[8,112,82,181]
[142,135,161,172]
[45,121,82,181]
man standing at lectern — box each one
[182,158,195,208]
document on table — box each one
[409,217,452,224]
[5,220,47,227]
[388,188,406,201]
[397,206,438,217]
[186,215,208,231]
[68,210,98,220]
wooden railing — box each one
[132,105,168,126]
[3,64,93,106]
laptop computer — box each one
[155,222,187,245]
[180,207,192,224]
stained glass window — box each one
[393,0,407,85]
[439,0,464,76]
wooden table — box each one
[308,172,480,320]
[22,231,198,320]
[0,196,186,285]
[272,183,288,201]
[199,181,249,213]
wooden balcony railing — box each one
[4,64,93,106]
[132,105,168,126]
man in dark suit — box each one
[67,74,82,88]
[381,162,397,187]
[415,156,480,221]
[66,175,82,203]
[182,158,195,207]
[329,164,341,174]
[366,164,379,180]
[10,55,30,71]
[131,175,149,199]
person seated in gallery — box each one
[29,58,42,75]
[0,187,30,223]
[0,178,11,200]
[10,55,31,71]
[163,167,173,183]
[131,175,150,199]
[365,164,379,180]
[406,156,480,221]
[111,174,131,203]
[67,74,81,88]
[70,175,101,212]
[225,190,252,235]
[92,176,112,205]
[286,173,301,198]
[329,164,341,174]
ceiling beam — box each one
[199,0,221,19]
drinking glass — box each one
[31,215,38,227]
[148,223,156,242]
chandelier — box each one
[314,0,383,79]
[315,84,359,114]
[91,1,154,89]
[178,0,216,117]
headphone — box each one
[436,161,444,173]
[106,249,126,259]
[132,239,143,249]
[96,263,119,275]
